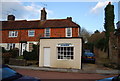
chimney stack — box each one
[41,7,47,20]
[7,15,15,21]
[109,2,111,5]
[67,17,72,21]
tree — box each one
[88,31,106,51]
[104,2,115,36]
[104,2,115,58]
[80,27,91,43]
[94,30,100,34]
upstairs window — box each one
[66,28,72,37]
[9,31,18,37]
[28,30,35,37]
[45,28,50,37]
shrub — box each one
[16,55,24,59]
[8,48,19,58]
[23,44,39,61]
[2,52,12,64]
[2,47,19,64]
[1,46,8,53]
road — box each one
[14,68,116,81]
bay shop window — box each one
[57,43,74,60]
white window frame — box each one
[45,28,50,37]
[7,43,15,50]
[28,30,35,37]
[57,46,74,60]
[66,28,72,37]
[9,31,18,37]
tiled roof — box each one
[1,19,80,30]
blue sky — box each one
[1,0,119,33]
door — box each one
[44,48,50,67]
[21,43,27,55]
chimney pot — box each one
[7,15,15,21]
[109,2,111,4]
[67,17,72,21]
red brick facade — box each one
[1,27,79,43]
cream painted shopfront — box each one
[39,37,83,69]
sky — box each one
[1,0,119,33]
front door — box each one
[44,48,50,67]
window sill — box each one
[9,36,17,38]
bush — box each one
[8,48,19,58]
[2,52,12,64]
[0,46,8,53]
[23,44,39,61]
[16,55,24,59]
[23,51,38,60]
[2,47,19,64]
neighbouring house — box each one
[0,8,80,55]
[1,8,82,69]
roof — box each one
[40,37,83,39]
[1,18,80,30]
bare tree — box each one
[80,27,91,43]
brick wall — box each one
[109,32,119,65]
[1,27,79,43]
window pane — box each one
[9,31,18,37]
[29,30,35,37]
[58,55,60,59]
[45,28,50,37]
[13,44,15,48]
[71,56,73,59]
[66,28,72,37]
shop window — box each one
[9,31,18,37]
[66,28,72,37]
[28,30,35,37]
[45,28,50,37]
[57,47,74,60]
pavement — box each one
[8,64,120,74]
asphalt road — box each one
[14,68,116,81]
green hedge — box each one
[23,44,39,61]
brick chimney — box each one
[67,17,72,21]
[41,7,47,20]
[7,15,15,21]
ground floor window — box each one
[29,43,33,52]
[57,47,74,60]
[7,43,15,50]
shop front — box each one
[39,37,82,69]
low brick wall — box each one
[9,58,26,66]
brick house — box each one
[0,8,80,56]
